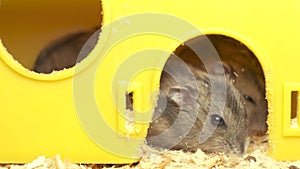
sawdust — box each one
[1,135,300,169]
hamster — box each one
[33,28,99,74]
[207,35,267,136]
[146,55,249,154]
[173,35,268,136]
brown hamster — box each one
[146,55,249,154]
[174,35,268,136]
[33,28,99,74]
[207,35,267,136]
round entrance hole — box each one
[0,0,102,73]
[147,34,268,153]
[175,34,267,135]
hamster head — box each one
[206,60,267,136]
[195,74,250,154]
[147,72,250,155]
[233,68,267,136]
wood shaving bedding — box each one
[1,136,300,169]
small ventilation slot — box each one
[283,82,300,136]
[125,92,134,131]
[291,91,299,128]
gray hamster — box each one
[173,35,268,136]
[33,28,99,73]
[146,55,249,154]
[207,35,267,136]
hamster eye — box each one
[243,95,256,105]
[210,114,226,128]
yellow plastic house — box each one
[0,0,300,163]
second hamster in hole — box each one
[33,28,99,74]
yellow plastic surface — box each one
[1,0,300,163]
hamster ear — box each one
[208,61,232,76]
[168,86,191,105]
[169,86,196,105]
